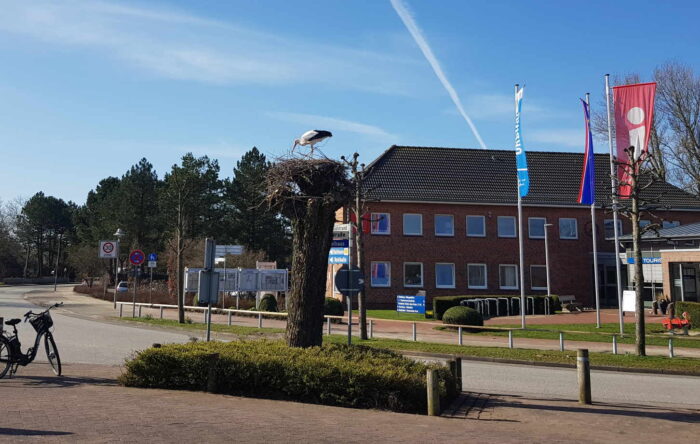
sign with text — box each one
[215,245,244,258]
[626,257,661,264]
[99,240,118,259]
[396,295,426,314]
[622,290,636,312]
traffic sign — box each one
[148,253,158,261]
[215,245,244,258]
[99,240,118,259]
[129,250,145,266]
[334,265,364,296]
[148,261,157,268]
[331,239,349,248]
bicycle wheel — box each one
[44,333,61,376]
[0,336,11,379]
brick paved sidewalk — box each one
[1,364,697,443]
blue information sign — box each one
[397,295,426,314]
[148,253,158,261]
[332,239,349,248]
[627,257,661,264]
[328,247,349,264]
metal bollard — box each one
[454,357,462,392]
[612,335,618,355]
[369,319,373,339]
[426,369,440,416]
[508,330,514,349]
[458,326,463,346]
[412,322,417,341]
[160,306,164,319]
[138,306,142,318]
[327,317,332,335]
[669,338,674,358]
[227,311,232,326]
[559,332,565,352]
[577,349,592,405]
[203,309,207,323]
[258,313,263,328]
[119,304,123,318]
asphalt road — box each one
[0,285,190,365]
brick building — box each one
[328,146,700,309]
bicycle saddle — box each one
[5,319,20,326]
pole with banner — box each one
[605,74,625,336]
[514,84,529,329]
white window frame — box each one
[559,218,578,240]
[499,264,519,290]
[370,261,391,288]
[466,215,486,237]
[467,263,488,289]
[497,216,517,238]
[434,214,455,237]
[435,263,456,289]
[402,213,423,236]
[528,217,546,239]
[604,219,623,240]
[371,212,391,235]
[403,262,423,288]
[530,265,548,290]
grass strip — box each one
[323,335,700,374]
[119,317,285,336]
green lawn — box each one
[323,335,700,374]
[119,317,285,336]
[351,309,434,322]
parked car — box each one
[116,281,129,293]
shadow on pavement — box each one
[0,427,73,436]
[8,374,118,388]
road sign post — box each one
[129,250,145,317]
[333,263,364,346]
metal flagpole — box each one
[586,93,602,328]
[605,74,625,335]
[516,84,526,329]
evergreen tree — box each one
[117,158,162,252]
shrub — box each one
[676,301,700,329]
[324,297,344,317]
[258,294,278,312]
[442,306,483,327]
[433,296,469,320]
[119,340,457,414]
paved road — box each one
[0,286,190,365]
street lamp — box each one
[544,223,552,296]
[113,228,126,308]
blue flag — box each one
[578,99,596,205]
[515,86,529,197]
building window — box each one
[498,216,516,238]
[467,264,487,289]
[403,214,422,236]
[499,264,519,289]
[371,262,390,287]
[530,265,548,290]
[640,220,651,228]
[435,263,455,288]
[604,219,623,239]
[466,215,486,237]
[528,217,546,239]
[371,213,390,235]
[559,218,578,240]
[435,215,454,236]
[662,220,681,228]
[404,262,423,287]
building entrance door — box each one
[682,265,698,302]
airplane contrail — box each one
[390,0,488,149]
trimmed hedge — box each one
[433,295,560,320]
[324,297,344,317]
[258,294,278,312]
[119,340,456,414]
[443,306,483,326]
[676,301,700,329]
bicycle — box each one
[0,302,63,379]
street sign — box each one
[129,250,145,266]
[333,223,352,240]
[99,240,118,259]
[148,261,157,268]
[215,245,244,258]
[397,295,426,314]
[334,265,364,296]
[334,223,352,232]
[331,239,349,248]
[198,270,220,305]
[148,253,158,261]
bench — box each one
[559,295,582,312]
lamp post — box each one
[53,231,63,292]
[544,223,552,296]
[114,228,125,308]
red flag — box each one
[612,82,656,198]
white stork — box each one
[292,130,333,155]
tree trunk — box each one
[355,208,368,340]
[631,175,646,356]
[285,198,337,348]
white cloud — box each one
[267,111,397,140]
[0,0,420,94]
[528,129,584,148]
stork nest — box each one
[265,156,352,216]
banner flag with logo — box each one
[515,86,530,198]
[578,99,596,205]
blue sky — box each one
[1,0,698,203]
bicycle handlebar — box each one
[23,302,64,320]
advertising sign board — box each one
[396,295,426,314]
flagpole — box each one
[605,74,625,336]
[515,83,526,329]
[586,93,601,328]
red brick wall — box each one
[354,201,700,309]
